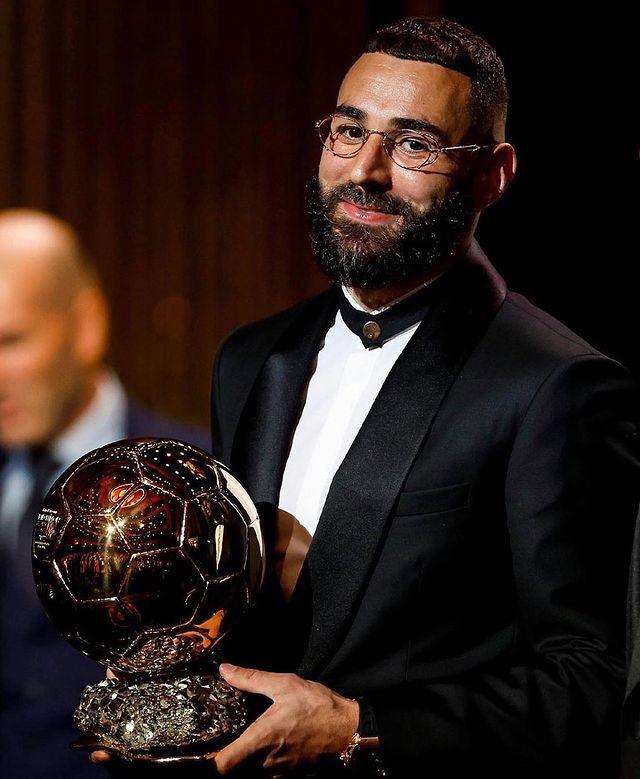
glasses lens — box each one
[387,130,438,169]
[318,116,364,158]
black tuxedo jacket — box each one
[0,404,210,779]
[211,245,640,777]
[623,511,640,777]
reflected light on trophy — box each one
[31,438,263,762]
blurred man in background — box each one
[0,208,209,779]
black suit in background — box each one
[211,243,640,778]
[0,404,209,779]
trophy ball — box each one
[32,438,264,676]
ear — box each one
[72,286,109,367]
[471,142,517,212]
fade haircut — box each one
[366,17,508,142]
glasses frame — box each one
[316,114,495,170]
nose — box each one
[347,132,393,190]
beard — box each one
[306,175,474,289]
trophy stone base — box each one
[73,674,246,763]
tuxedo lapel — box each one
[231,290,338,505]
[297,248,506,677]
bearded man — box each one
[204,17,639,779]
[201,19,640,779]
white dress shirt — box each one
[278,287,422,537]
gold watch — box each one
[339,731,380,768]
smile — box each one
[339,200,400,225]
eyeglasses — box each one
[316,114,494,171]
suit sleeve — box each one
[624,507,640,737]
[368,355,640,777]
[210,344,225,464]
[211,331,242,466]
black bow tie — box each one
[337,284,434,348]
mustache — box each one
[306,173,474,289]
[322,182,412,217]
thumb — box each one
[219,663,291,698]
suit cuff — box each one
[358,697,379,738]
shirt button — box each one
[362,321,381,341]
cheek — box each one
[18,332,73,385]
[0,345,42,382]
[403,176,458,214]
[318,148,356,186]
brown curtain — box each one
[0,0,370,426]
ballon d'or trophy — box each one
[32,438,264,764]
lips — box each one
[339,200,400,224]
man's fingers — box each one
[214,716,271,775]
[219,663,295,697]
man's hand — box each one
[214,663,359,775]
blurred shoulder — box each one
[125,402,210,452]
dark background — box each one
[1,0,637,427]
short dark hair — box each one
[366,17,508,142]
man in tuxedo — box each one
[0,209,209,779]
[206,17,640,779]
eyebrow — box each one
[334,103,446,142]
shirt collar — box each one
[50,370,128,468]
[341,277,439,315]
[338,278,439,349]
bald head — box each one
[0,210,108,447]
[0,209,95,309]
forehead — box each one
[337,52,473,141]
